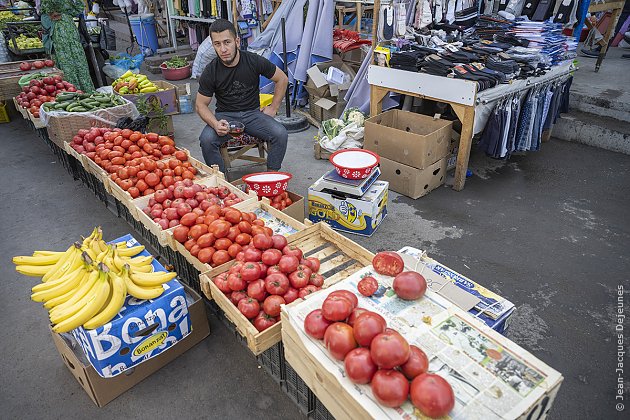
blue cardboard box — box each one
[71,234,191,378]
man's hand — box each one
[213,119,230,136]
[50,12,62,21]
[261,106,277,117]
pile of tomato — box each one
[302,251,454,418]
[15,75,77,118]
[212,237,323,331]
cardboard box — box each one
[231,179,305,223]
[364,110,453,169]
[70,234,191,378]
[118,80,179,116]
[52,283,209,407]
[304,61,356,99]
[379,156,446,199]
[309,94,348,123]
[308,180,388,237]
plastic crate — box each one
[256,342,285,385]
[207,300,248,347]
[283,361,315,416]
[309,398,335,420]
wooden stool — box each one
[219,133,267,172]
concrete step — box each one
[569,90,630,123]
[554,109,630,155]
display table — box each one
[368,61,575,191]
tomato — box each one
[358,276,379,297]
[304,309,332,339]
[228,243,242,258]
[296,264,312,279]
[372,252,405,277]
[238,221,252,234]
[370,332,410,369]
[304,257,321,273]
[235,233,252,246]
[324,322,357,360]
[393,271,427,300]
[173,226,189,243]
[238,298,260,319]
[410,373,455,417]
[321,295,353,322]
[371,370,409,408]
[247,279,267,301]
[211,221,231,238]
[328,290,358,309]
[196,232,215,247]
[244,247,262,262]
[180,213,197,227]
[230,262,244,274]
[213,273,231,294]
[298,284,319,299]
[278,255,299,274]
[228,272,246,291]
[258,262,268,278]
[254,311,277,332]
[265,273,289,295]
[282,287,299,304]
[289,269,310,289]
[261,248,282,266]
[353,312,387,347]
[401,345,429,380]
[347,307,369,327]
[344,348,378,384]
[270,234,288,250]
[224,209,242,224]
[263,295,285,317]
[197,247,215,264]
[212,250,231,266]
[241,262,261,282]
[252,233,273,250]
[229,290,248,306]
[226,226,241,242]
[309,273,324,287]
[282,245,303,260]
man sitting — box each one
[196,19,289,173]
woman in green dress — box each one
[41,0,94,92]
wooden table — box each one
[584,0,626,71]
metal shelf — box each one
[170,15,217,24]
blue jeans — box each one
[199,109,288,173]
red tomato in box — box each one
[353,312,387,347]
[393,271,427,300]
[263,295,285,317]
[372,251,405,276]
[344,348,378,384]
[254,311,276,331]
[370,331,410,369]
[357,276,379,297]
[410,373,455,418]
[321,295,353,322]
[241,262,261,282]
[328,290,358,309]
[238,298,260,319]
[371,370,409,408]
[323,322,357,360]
[401,345,430,380]
[304,309,332,339]
[265,273,289,295]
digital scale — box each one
[316,166,381,197]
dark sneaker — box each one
[580,46,602,57]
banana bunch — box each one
[112,71,160,95]
[13,227,177,333]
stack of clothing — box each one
[508,19,576,65]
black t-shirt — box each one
[198,50,276,113]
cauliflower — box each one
[343,108,366,126]
[322,118,345,139]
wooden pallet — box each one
[198,222,374,355]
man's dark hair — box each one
[210,19,237,38]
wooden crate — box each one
[135,174,256,248]
[81,155,113,193]
[198,222,373,355]
[12,97,28,119]
[27,109,46,129]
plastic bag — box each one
[39,96,139,127]
[102,64,138,79]
[109,53,145,71]
[318,122,364,152]
[191,36,217,79]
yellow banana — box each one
[33,250,64,257]
[97,239,109,254]
[13,254,60,266]
[81,228,98,248]
[95,247,109,263]
[43,271,89,309]
[130,270,177,287]
[41,244,78,282]
[15,264,50,277]
[129,264,153,273]
[52,268,111,334]
[31,262,86,293]
[83,272,127,330]
[117,245,145,258]
[49,269,99,323]
[122,266,164,300]
[31,266,86,302]
[84,247,97,262]
[128,255,153,267]
[114,241,127,249]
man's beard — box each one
[221,49,238,66]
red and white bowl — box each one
[329,148,380,179]
[242,172,293,197]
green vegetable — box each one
[163,56,188,69]
[342,108,365,126]
[322,118,345,139]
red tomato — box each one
[344,348,378,384]
[309,273,324,287]
[271,234,288,250]
[289,269,310,289]
[254,311,277,332]
[371,370,410,408]
[353,312,387,347]
[347,307,369,327]
[283,287,299,304]
[172,226,189,243]
[328,290,358,309]
[261,248,282,266]
[278,255,299,274]
[410,373,455,418]
[224,209,242,224]
[238,298,260,319]
[228,273,246,291]
[323,322,357,360]
[358,276,379,297]
[305,257,321,273]
[229,291,248,306]
[393,272,427,300]
[213,273,231,294]
[321,295,354,322]
[258,262,268,278]
[372,251,405,276]
[263,295,285,317]
[401,345,430,380]
[265,273,289,295]
[235,233,252,246]
[212,250,231,266]
[370,332,410,369]
[247,279,268,301]
[282,245,303,260]
[267,265,282,276]
[244,247,262,262]
[298,284,318,299]
[296,264,312,279]
[252,233,273,250]
[241,262,261,282]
